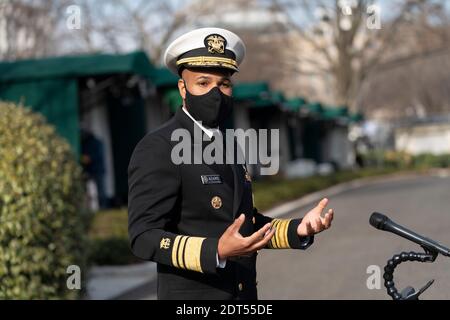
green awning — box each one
[0,51,157,157]
[285,97,307,112]
[162,88,182,113]
[306,102,324,114]
[234,82,286,108]
[149,67,179,88]
[0,51,155,82]
[270,91,285,104]
[321,106,349,120]
[233,82,270,100]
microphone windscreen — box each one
[370,212,388,230]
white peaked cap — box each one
[164,27,246,75]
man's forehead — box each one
[182,68,232,79]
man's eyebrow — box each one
[195,75,212,80]
[194,75,231,81]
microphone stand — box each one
[383,245,438,300]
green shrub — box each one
[413,153,450,169]
[362,150,450,170]
[0,102,88,299]
[362,150,413,168]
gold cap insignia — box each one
[160,237,171,249]
[204,34,226,54]
[211,196,223,209]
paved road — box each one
[119,173,450,300]
[258,173,450,300]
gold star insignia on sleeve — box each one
[160,238,171,249]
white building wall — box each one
[395,124,450,155]
[323,126,355,169]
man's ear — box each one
[178,79,186,101]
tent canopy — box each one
[0,51,156,156]
[0,51,154,82]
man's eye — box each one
[198,82,208,87]
[221,83,231,88]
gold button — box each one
[211,196,222,209]
[238,283,243,291]
[252,217,256,224]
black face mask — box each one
[184,84,233,128]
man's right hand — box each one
[217,214,275,260]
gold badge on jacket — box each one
[204,34,226,54]
[211,196,222,209]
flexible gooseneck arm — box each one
[383,247,438,300]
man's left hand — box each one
[297,198,334,237]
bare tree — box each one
[0,0,222,63]
[268,0,450,111]
[57,0,219,63]
[0,0,71,60]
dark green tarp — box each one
[150,67,179,88]
[0,51,155,157]
[162,88,182,113]
[0,51,154,81]
[285,97,307,112]
[233,82,270,101]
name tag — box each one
[201,175,223,185]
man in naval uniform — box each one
[127,27,334,300]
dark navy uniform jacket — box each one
[127,107,313,300]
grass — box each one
[89,208,128,240]
[252,167,400,211]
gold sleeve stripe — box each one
[270,219,292,249]
[281,219,292,248]
[171,236,182,268]
[184,237,205,273]
[171,235,188,269]
[275,219,284,248]
[178,236,188,269]
[276,219,286,248]
[270,219,281,249]
[171,235,205,273]
[274,219,283,248]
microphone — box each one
[370,212,450,257]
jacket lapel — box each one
[229,140,244,219]
[175,107,244,218]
